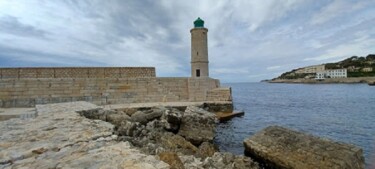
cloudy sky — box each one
[0,0,374,82]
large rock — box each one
[106,113,131,127]
[158,152,185,169]
[244,126,365,169]
[131,108,163,125]
[156,132,199,156]
[178,106,217,146]
[130,111,149,124]
[0,102,169,169]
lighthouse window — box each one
[197,52,198,56]
[196,69,200,77]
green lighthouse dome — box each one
[194,17,204,28]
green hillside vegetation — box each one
[276,54,375,79]
[325,54,375,77]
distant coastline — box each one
[268,77,375,84]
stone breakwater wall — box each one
[0,67,156,79]
[0,75,232,108]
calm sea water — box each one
[215,82,375,166]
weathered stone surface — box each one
[198,142,217,158]
[161,108,183,132]
[130,108,163,125]
[216,110,244,122]
[0,102,169,169]
[158,152,185,169]
[179,152,259,169]
[202,152,259,169]
[130,111,149,124]
[107,113,131,127]
[203,102,233,113]
[146,108,164,121]
[244,126,365,169]
[178,106,217,146]
[117,120,142,137]
[156,132,199,156]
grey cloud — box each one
[0,15,48,38]
[0,45,104,66]
[0,0,374,82]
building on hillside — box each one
[361,67,373,72]
[304,65,325,73]
[295,68,305,74]
[315,69,347,80]
[295,65,325,74]
[347,66,360,72]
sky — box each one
[0,0,375,82]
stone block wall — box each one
[0,67,232,107]
[206,87,232,101]
[188,77,219,102]
[0,67,156,79]
[0,76,231,108]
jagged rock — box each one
[178,106,216,146]
[179,155,204,169]
[77,108,117,121]
[244,126,365,169]
[202,152,259,169]
[146,119,164,133]
[121,108,138,116]
[158,152,185,169]
[156,132,199,156]
[117,121,142,137]
[106,113,130,127]
[130,111,149,124]
[131,108,163,125]
[146,108,164,121]
[161,109,183,132]
[232,155,260,169]
[198,142,218,158]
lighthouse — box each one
[190,17,209,78]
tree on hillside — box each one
[366,54,375,60]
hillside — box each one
[275,54,375,80]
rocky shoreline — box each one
[0,102,365,169]
[269,77,375,84]
[0,102,258,169]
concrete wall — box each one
[0,67,155,79]
[0,76,231,108]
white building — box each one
[315,69,347,80]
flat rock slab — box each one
[244,126,365,169]
[216,111,244,122]
[0,108,36,121]
[0,101,168,169]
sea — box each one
[215,82,375,167]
